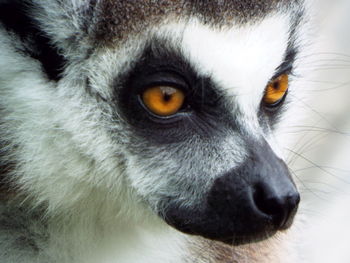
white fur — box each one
[179,15,290,138]
[0,6,307,263]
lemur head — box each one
[0,0,304,245]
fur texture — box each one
[0,1,307,262]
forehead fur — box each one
[95,0,301,43]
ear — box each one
[0,0,96,81]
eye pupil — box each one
[142,86,185,116]
[273,81,280,90]
[263,74,289,106]
[163,93,171,102]
[161,87,176,102]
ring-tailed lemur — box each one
[0,1,308,262]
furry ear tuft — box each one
[0,0,99,80]
[0,0,69,80]
[32,0,98,55]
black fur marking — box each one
[259,4,303,130]
[163,140,299,245]
[116,38,234,145]
[0,0,66,81]
[0,107,16,197]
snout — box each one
[253,181,300,230]
[163,141,300,245]
[206,168,300,244]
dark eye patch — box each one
[259,44,298,129]
[115,38,232,144]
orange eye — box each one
[263,74,289,106]
[142,86,185,116]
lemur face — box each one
[112,17,300,245]
[0,0,304,246]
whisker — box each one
[289,168,327,200]
[285,148,350,184]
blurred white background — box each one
[292,0,350,262]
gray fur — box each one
[95,0,301,43]
[0,0,307,262]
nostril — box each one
[253,184,283,216]
[290,193,301,207]
[253,184,300,229]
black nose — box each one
[162,140,300,246]
[253,183,300,229]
